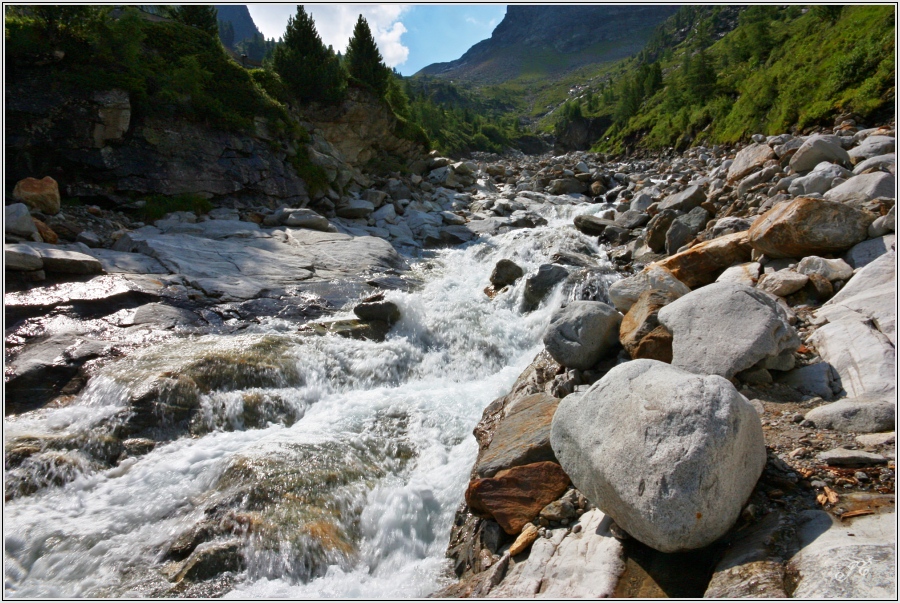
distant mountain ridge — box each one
[214,5,262,43]
[417,5,678,84]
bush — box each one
[138,193,213,222]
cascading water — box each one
[4,200,617,598]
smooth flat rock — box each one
[607,265,690,314]
[823,250,895,344]
[789,511,897,598]
[475,393,560,478]
[748,197,875,259]
[658,282,800,379]
[654,231,753,288]
[34,248,103,274]
[121,303,204,329]
[856,432,895,447]
[80,248,168,274]
[843,234,895,269]
[805,395,896,434]
[809,317,895,399]
[818,447,888,466]
[156,219,265,239]
[488,509,625,598]
[5,244,43,271]
[542,301,622,370]
[551,360,766,553]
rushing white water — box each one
[4,201,615,598]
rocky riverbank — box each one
[4,114,896,597]
[430,118,896,598]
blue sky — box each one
[247,4,507,75]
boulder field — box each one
[432,119,896,598]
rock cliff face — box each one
[6,77,424,209]
[418,5,678,84]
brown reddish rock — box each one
[465,461,571,535]
[632,325,673,363]
[475,392,560,478]
[654,231,752,288]
[727,143,776,182]
[748,197,875,259]
[32,219,58,244]
[620,289,680,361]
[12,176,61,215]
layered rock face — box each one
[5,79,423,210]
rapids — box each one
[4,200,617,598]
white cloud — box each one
[304,4,411,67]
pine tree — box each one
[273,6,346,104]
[169,5,219,37]
[344,15,389,96]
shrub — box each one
[138,193,213,222]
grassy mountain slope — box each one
[587,5,895,152]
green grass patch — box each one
[138,193,213,222]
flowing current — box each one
[4,201,616,598]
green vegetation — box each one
[589,5,895,152]
[138,193,213,222]
[273,6,346,104]
[5,6,290,132]
[162,5,218,38]
[345,15,390,96]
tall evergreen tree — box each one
[344,15,389,96]
[273,6,346,104]
[168,5,219,37]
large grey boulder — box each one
[5,203,39,239]
[790,136,851,173]
[657,185,706,213]
[658,282,800,379]
[665,206,709,255]
[543,301,622,370]
[823,172,895,204]
[551,360,766,553]
[848,135,895,164]
[788,162,852,196]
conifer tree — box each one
[273,6,346,104]
[344,15,389,96]
[169,5,219,37]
